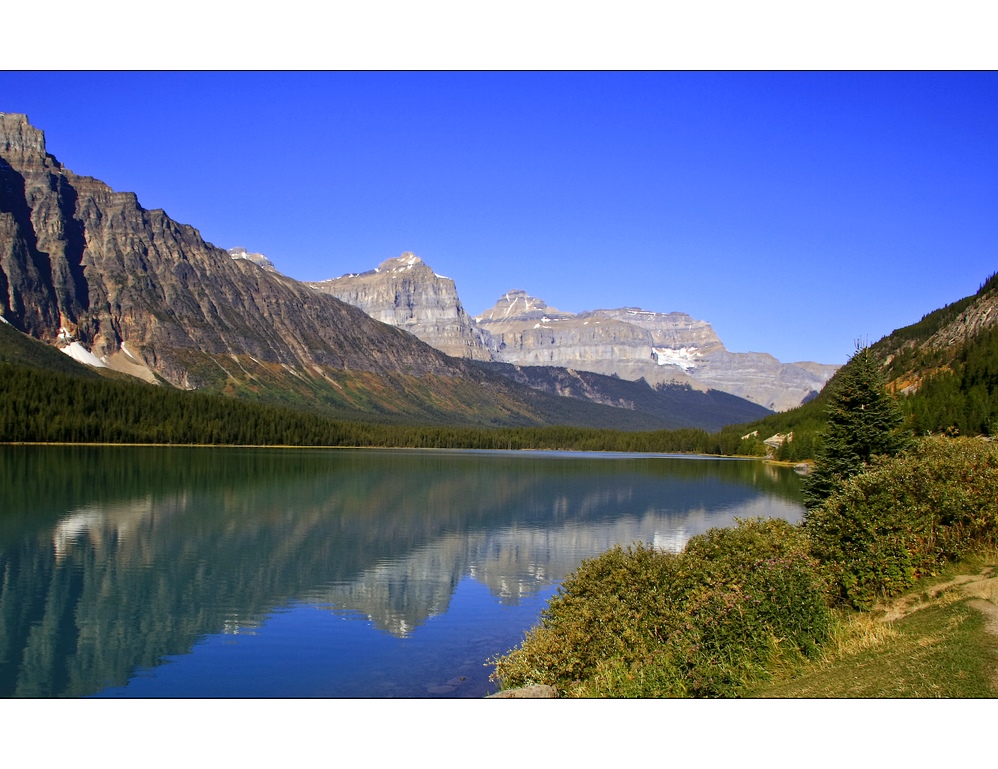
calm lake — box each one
[0,445,805,698]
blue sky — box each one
[3,71,996,365]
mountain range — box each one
[1,112,818,432]
[309,254,839,410]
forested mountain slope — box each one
[873,272,998,435]
[731,272,998,458]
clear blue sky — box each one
[3,71,996,365]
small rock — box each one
[486,684,558,698]
[427,684,456,695]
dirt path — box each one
[961,573,998,692]
[877,567,997,623]
[876,565,998,692]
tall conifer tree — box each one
[802,344,909,510]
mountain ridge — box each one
[0,112,769,432]
[314,256,839,411]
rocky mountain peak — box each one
[306,253,496,361]
[0,113,46,155]
[475,290,573,323]
[375,252,430,274]
[228,247,277,272]
[0,112,58,172]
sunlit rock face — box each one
[476,290,838,411]
[691,350,840,412]
[308,245,839,411]
[479,291,663,370]
[307,253,497,361]
[228,246,276,272]
[926,290,998,352]
[584,307,724,356]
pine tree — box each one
[802,344,910,510]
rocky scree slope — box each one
[873,272,998,395]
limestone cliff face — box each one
[583,307,725,354]
[476,290,838,411]
[310,244,838,411]
[926,289,998,352]
[873,276,998,396]
[690,351,840,411]
[478,290,659,370]
[307,253,497,361]
[478,295,740,391]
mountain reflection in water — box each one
[0,446,804,697]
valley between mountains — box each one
[1,112,837,432]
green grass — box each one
[750,557,998,698]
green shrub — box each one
[571,651,689,698]
[804,436,998,609]
[490,518,831,697]
[490,543,688,695]
[674,520,831,696]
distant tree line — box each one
[0,361,767,454]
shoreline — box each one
[0,440,765,460]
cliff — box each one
[313,246,838,412]
[477,290,837,411]
[0,114,456,387]
[306,253,496,361]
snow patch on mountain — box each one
[61,341,108,368]
[652,346,702,372]
[56,327,108,368]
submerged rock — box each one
[486,684,558,698]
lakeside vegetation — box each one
[490,345,998,697]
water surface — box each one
[0,446,804,697]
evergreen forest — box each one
[0,360,756,454]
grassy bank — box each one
[753,554,998,698]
